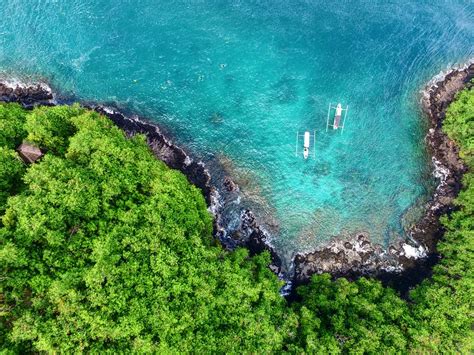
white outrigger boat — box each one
[295,130,316,159]
[326,103,349,133]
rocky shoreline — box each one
[1,62,472,293]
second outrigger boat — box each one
[326,102,349,133]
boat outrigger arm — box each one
[326,103,349,133]
[295,130,316,159]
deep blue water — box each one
[1,1,473,260]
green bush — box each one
[24,104,84,155]
[290,274,411,353]
[0,148,25,213]
[443,85,474,165]
[0,103,27,149]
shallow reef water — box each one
[1,1,473,261]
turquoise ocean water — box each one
[1,1,473,261]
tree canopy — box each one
[0,104,295,352]
[0,95,472,352]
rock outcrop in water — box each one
[0,80,54,106]
[1,62,472,292]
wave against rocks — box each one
[0,79,54,106]
[1,62,472,292]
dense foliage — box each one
[0,104,295,352]
[289,275,413,353]
[0,91,472,353]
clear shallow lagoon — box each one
[1,1,473,260]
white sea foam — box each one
[402,243,426,259]
[432,157,450,189]
[102,106,115,115]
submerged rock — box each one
[223,176,239,192]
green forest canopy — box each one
[0,91,472,352]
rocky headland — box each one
[293,61,473,290]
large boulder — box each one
[17,143,43,163]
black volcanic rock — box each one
[0,81,53,106]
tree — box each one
[291,274,411,353]
[0,102,27,149]
[0,148,25,213]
